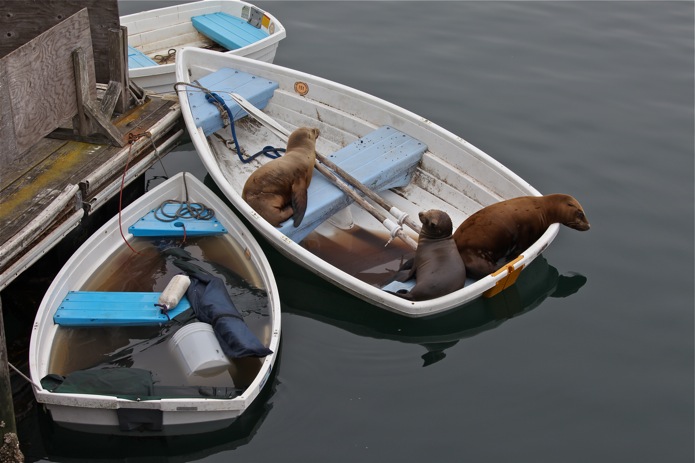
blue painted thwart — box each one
[192,12,269,51]
[54,291,191,326]
[187,67,278,136]
[129,203,227,237]
[279,126,427,243]
[127,45,158,69]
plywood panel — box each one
[0,8,95,187]
[0,0,120,84]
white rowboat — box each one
[175,47,560,318]
[29,172,281,435]
[121,0,286,94]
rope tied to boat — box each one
[154,48,177,64]
[154,199,215,222]
[173,82,285,163]
[153,173,215,246]
[117,132,158,256]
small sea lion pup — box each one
[393,209,466,301]
[453,194,590,279]
[242,127,320,227]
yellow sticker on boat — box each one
[294,81,309,96]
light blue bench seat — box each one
[192,12,269,51]
[187,67,278,136]
[279,126,427,243]
[54,291,191,327]
[127,45,159,69]
[129,203,227,237]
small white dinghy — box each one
[175,47,561,318]
[29,172,281,435]
[121,0,286,93]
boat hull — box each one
[121,0,286,94]
[176,48,559,317]
[29,172,281,435]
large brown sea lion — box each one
[392,209,466,301]
[453,194,590,279]
[242,127,320,227]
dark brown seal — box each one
[242,127,320,227]
[453,194,590,279]
[393,209,466,301]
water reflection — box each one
[275,254,587,366]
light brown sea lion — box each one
[453,194,590,279]
[392,209,466,301]
[242,127,320,227]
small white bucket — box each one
[169,322,231,377]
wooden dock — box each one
[0,1,184,291]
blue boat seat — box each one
[129,202,227,237]
[192,12,269,51]
[54,291,191,327]
[127,45,158,69]
[187,67,279,136]
[278,126,427,243]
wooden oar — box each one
[312,161,418,250]
[225,92,419,249]
[311,151,421,234]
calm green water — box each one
[13,1,694,462]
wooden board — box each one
[54,291,191,326]
[278,126,427,243]
[187,67,278,136]
[0,97,180,260]
[191,12,269,50]
[0,8,96,183]
[129,203,227,237]
[0,0,120,84]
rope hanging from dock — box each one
[118,134,148,255]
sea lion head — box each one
[287,126,320,147]
[418,209,453,239]
[549,194,591,231]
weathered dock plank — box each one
[0,95,182,290]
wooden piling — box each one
[0,296,24,463]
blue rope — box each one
[205,92,285,163]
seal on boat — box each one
[453,194,590,279]
[392,209,466,301]
[242,127,320,227]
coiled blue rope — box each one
[205,92,285,163]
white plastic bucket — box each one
[169,322,231,377]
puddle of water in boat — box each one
[301,224,416,287]
[47,235,270,389]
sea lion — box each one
[242,127,320,227]
[453,194,590,279]
[392,209,466,301]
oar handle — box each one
[314,162,417,250]
[314,152,421,234]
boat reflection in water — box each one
[274,252,587,366]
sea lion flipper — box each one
[291,181,308,227]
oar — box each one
[225,92,419,250]
[311,151,421,234]
[312,161,418,249]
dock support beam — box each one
[0,296,24,463]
